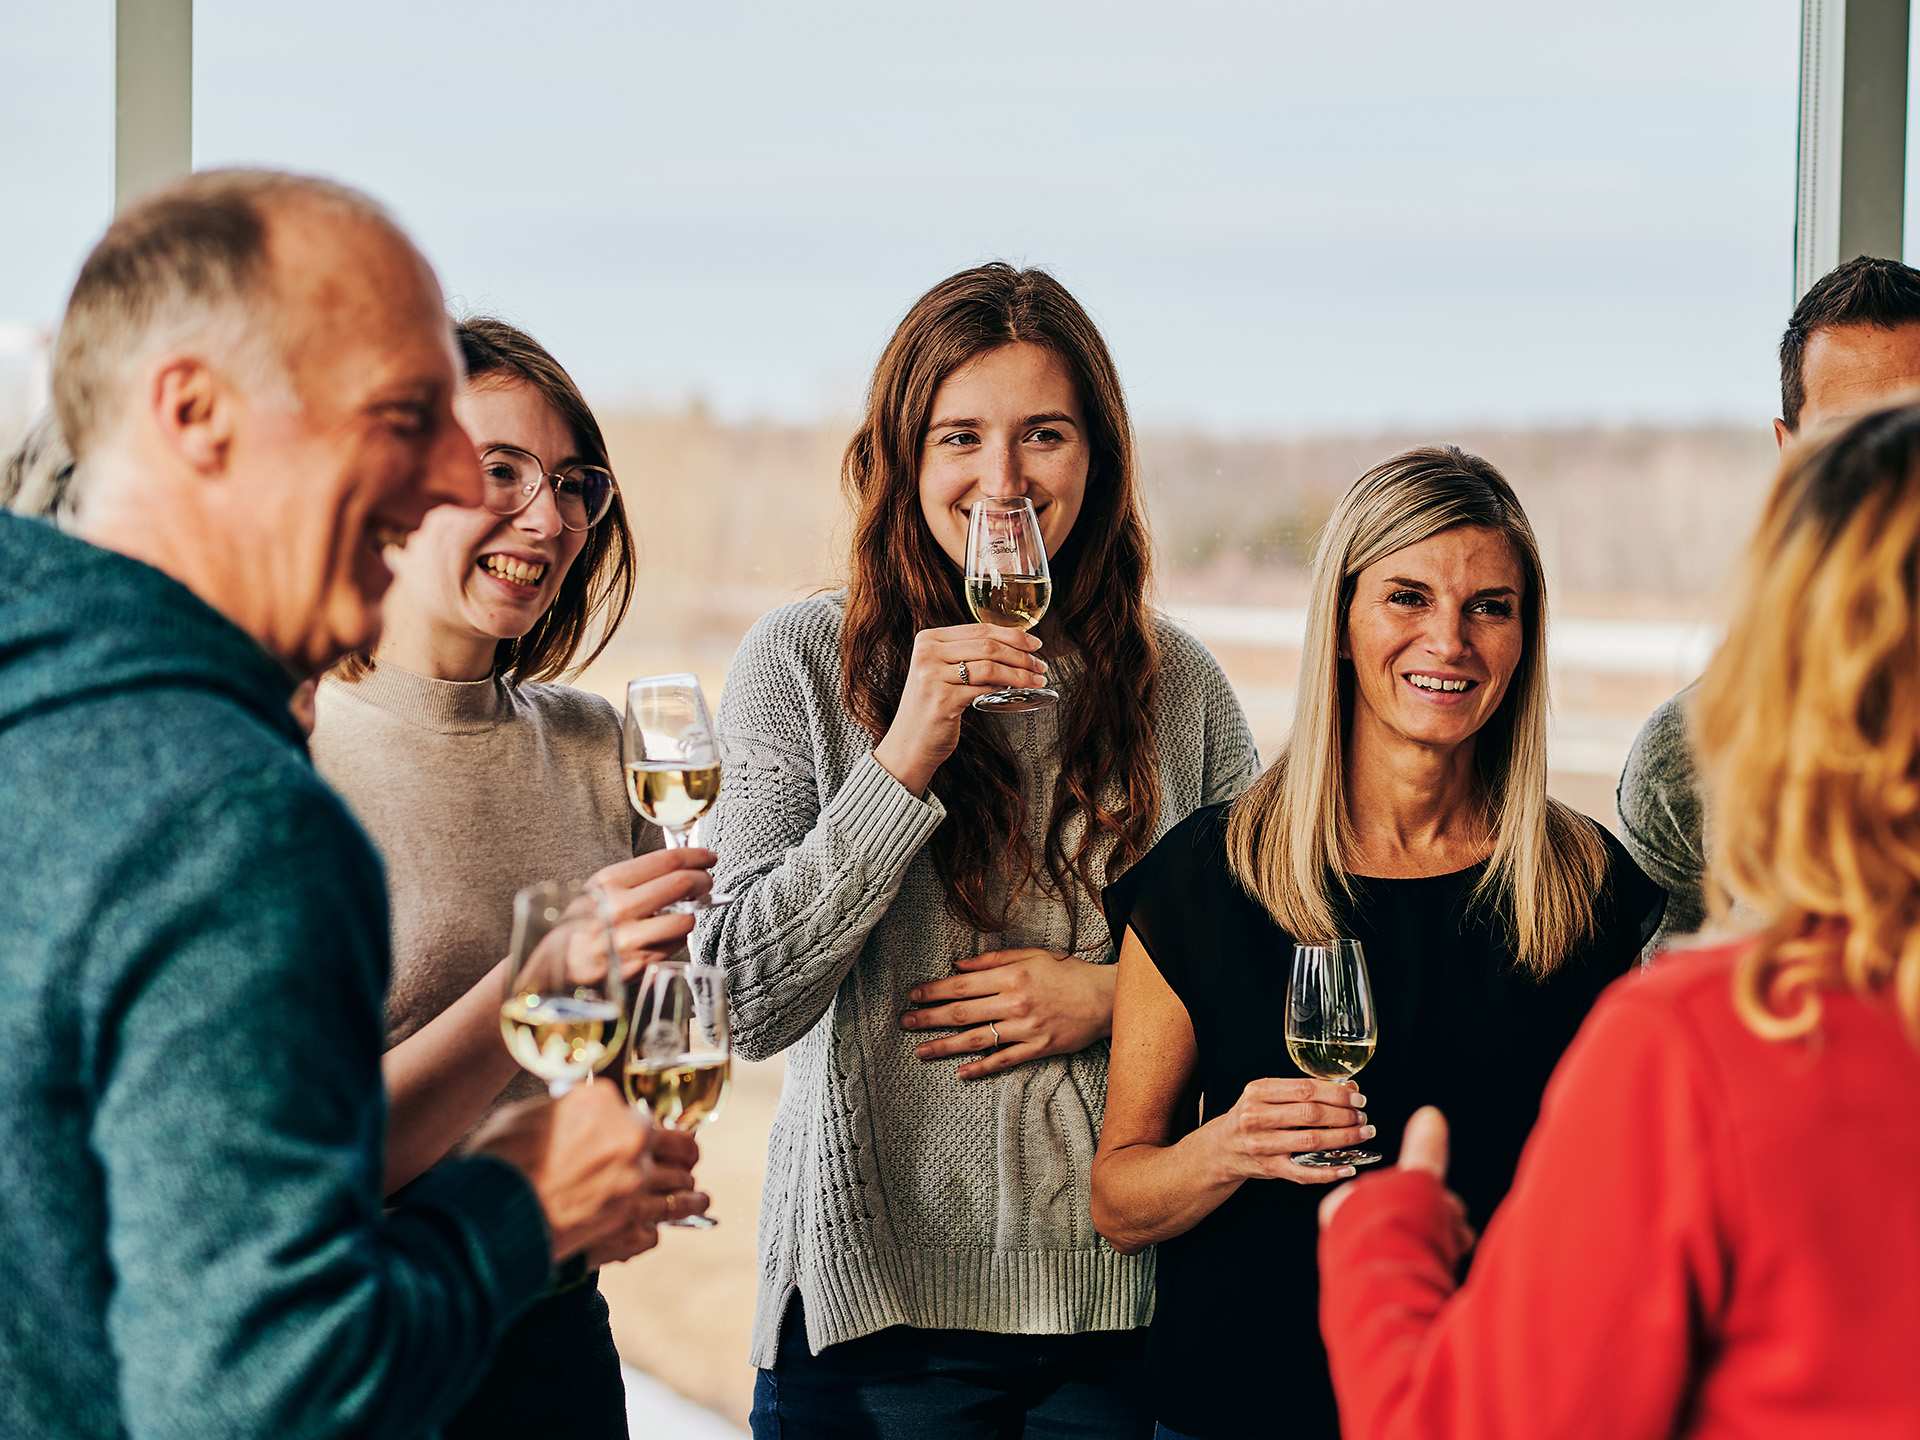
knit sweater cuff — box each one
[825,750,946,872]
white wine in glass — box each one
[623,673,724,912]
[964,496,1059,713]
[624,960,731,1229]
[499,880,627,1098]
[1285,939,1382,1167]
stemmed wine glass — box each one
[624,959,731,1229]
[623,673,723,913]
[964,496,1059,713]
[499,880,628,1098]
[1285,938,1382,1168]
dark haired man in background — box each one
[1619,254,1920,949]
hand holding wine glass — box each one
[623,959,731,1229]
[963,496,1060,712]
[463,1079,664,1267]
[623,675,724,913]
[498,880,627,1098]
[871,620,1049,795]
[1285,940,1383,1169]
[586,848,717,976]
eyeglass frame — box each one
[477,443,619,532]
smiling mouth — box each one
[1405,673,1477,694]
[478,554,548,588]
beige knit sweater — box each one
[693,592,1259,1368]
[311,664,648,1116]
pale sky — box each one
[2,1,1826,431]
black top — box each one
[1102,803,1663,1438]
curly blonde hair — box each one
[1694,402,1920,1043]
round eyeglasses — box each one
[478,445,617,531]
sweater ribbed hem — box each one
[750,1242,1154,1367]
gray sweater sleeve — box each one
[1616,690,1705,947]
[694,604,946,1061]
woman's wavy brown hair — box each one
[1695,402,1920,1044]
[840,263,1160,941]
[337,316,635,684]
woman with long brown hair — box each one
[311,317,711,1438]
[695,263,1256,1436]
[1314,404,1920,1439]
[1092,448,1662,1437]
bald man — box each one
[0,171,690,1439]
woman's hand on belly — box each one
[1203,1078,1375,1185]
[900,948,1116,1079]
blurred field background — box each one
[573,407,1775,1426]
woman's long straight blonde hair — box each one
[1226,446,1606,976]
[1694,403,1920,1043]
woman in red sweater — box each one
[1315,402,1920,1439]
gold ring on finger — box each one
[988,1020,1002,1048]
[957,661,970,686]
[665,1192,678,1219]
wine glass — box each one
[964,496,1059,713]
[499,880,628,1098]
[1285,938,1382,1168]
[624,959,731,1229]
[623,673,723,913]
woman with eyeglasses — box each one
[309,317,713,1439]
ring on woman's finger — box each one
[664,1191,678,1220]
[956,661,970,686]
[987,1020,1001,1048]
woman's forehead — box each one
[1361,525,1525,588]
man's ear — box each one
[1773,417,1792,450]
[149,357,235,475]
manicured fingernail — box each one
[900,1014,918,1028]
[914,1044,932,1058]
[1339,1166,1356,1177]
[907,988,925,1002]
[1361,1125,1377,1139]
[1351,1094,1367,1108]
[1356,1112,1368,1125]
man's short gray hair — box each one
[51,168,395,463]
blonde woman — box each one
[1092,446,1662,1439]
[1314,407,1920,1438]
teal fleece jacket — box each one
[0,514,551,1438]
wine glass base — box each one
[664,1213,718,1229]
[971,686,1060,713]
[1295,1148,1383,1168]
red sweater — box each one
[1318,941,1920,1439]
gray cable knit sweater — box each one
[693,591,1259,1368]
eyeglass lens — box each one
[479,447,614,529]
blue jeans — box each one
[750,1298,1152,1439]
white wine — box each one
[965,574,1051,631]
[1285,1033,1375,1081]
[626,761,722,831]
[624,1050,731,1131]
[500,993,624,1082]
